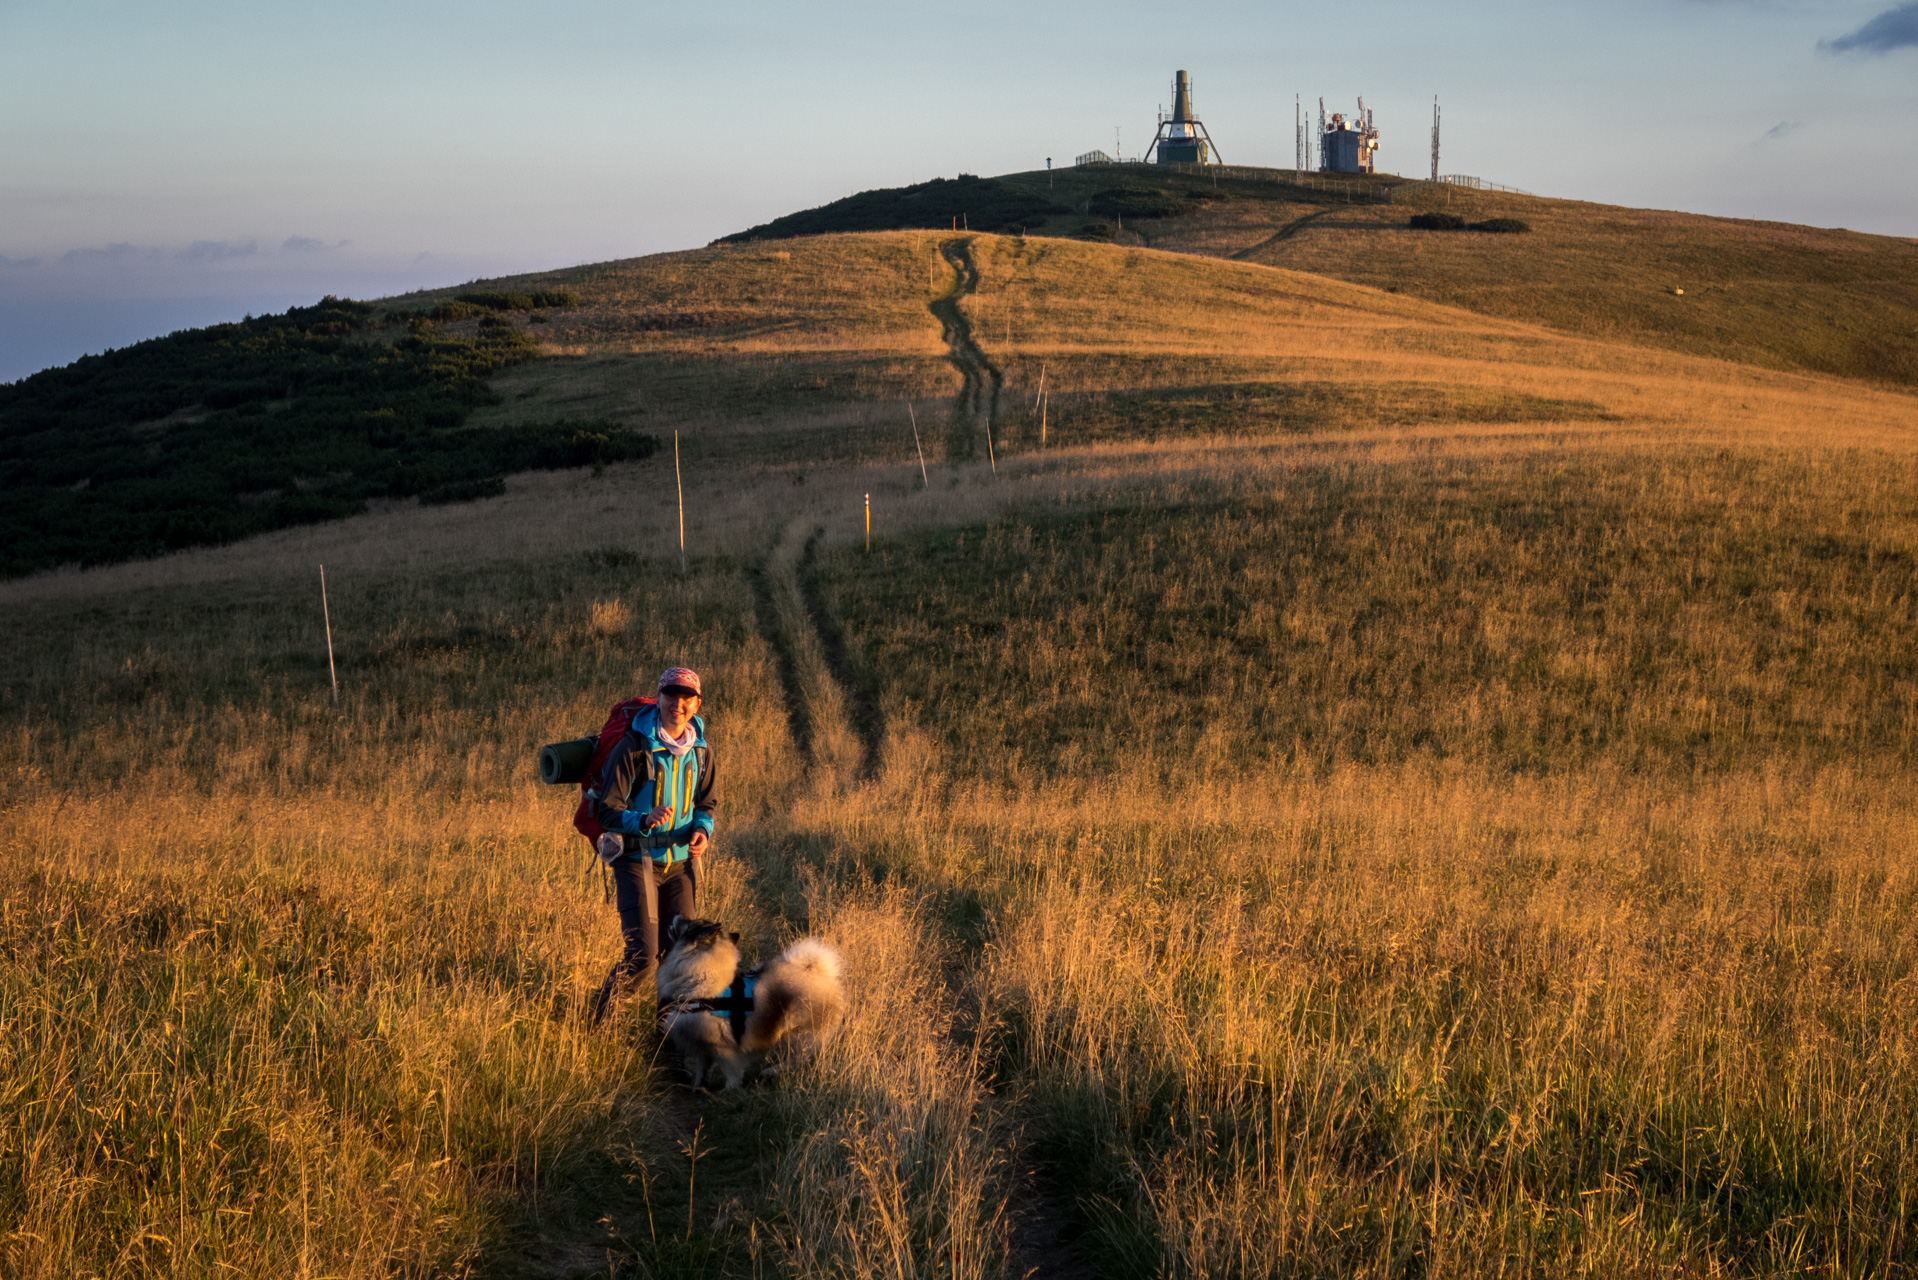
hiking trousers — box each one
[591,854,697,1022]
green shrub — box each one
[1471,218,1532,234]
[1409,212,1467,231]
[1087,187,1210,220]
[1077,222,1117,242]
[420,475,506,505]
[455,290,580,312]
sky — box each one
[3,0,1915,383]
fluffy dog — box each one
[655,916,845,1090]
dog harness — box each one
[659,970,756,1041]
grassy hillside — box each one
[723,166,1918,388]
[6,224,1918,1273]
[11,188,1912,576]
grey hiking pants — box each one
[606,859,698,990]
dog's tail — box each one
[742,938,845,1055]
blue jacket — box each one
[589,704,717,864]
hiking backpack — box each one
[568,695,656,843]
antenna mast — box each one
[1431,96,1440,180]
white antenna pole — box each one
[674,430,687,575]
[907,401,928,488]
[319,565,338,706]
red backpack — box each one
[572,695,658,843]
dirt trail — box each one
[931,237,1002,463]
[1231,207,1335,260]
[797,529,884,780]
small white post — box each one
[864,493,871,551]
[907,401,929,489]
[319,565,338,706]
[674,430,687,575]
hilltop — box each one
[723,166,1918,387]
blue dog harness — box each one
[660,970,756,1041]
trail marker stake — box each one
[1037,363,1048,449]
[864,493,871,551]
[674,430,687,575]
[908,401,928,489]
[319,565,339,705]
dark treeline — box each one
[717,175,1069,242]
[0,297,653,577]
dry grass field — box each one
[981,166,1918,388]
[4,227,1917,1278]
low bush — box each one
[1409,212,1468,231]
[419,475,506,505]
[455,290,580,312]
[1471,217,1532,234]
[1087,187,1211,220]
[1076,222,1117,242]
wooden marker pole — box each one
[674,430,687,575]
[907,401,928,489]
[319,565,339,705]
[1037,363,1048,449]
[864,493,871,551]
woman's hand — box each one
[688,831,709,858]
[643,805,672,829]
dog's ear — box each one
[729,932,740,944]
[668,914,685,936]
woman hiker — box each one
[588,666,719,1024]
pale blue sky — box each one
[3,0,1914,381]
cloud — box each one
[60,242,154,264]
[1758,120,1803,143]
[1822,1,1918,52]
[179,239,259,263]
[281,236,350,252]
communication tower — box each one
[1430,97,1440,181]
[1148,70,1219,165]
[1319,97,1380,174]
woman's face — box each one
[657,688,700,734]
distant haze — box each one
[3,0,1914,382]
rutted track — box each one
[751,517,884,785]
[1231,207,1335,260]
[931,237,1002,463]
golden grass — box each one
[5,228,1918,1276]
